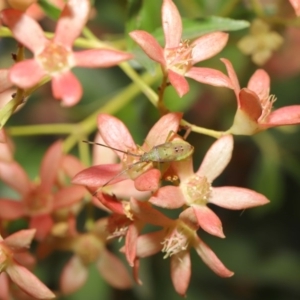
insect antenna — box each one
[82,140,141,157]
[92,160,148,196]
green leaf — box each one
[37,0,63,20]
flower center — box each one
[24,188,53,216]
[164,40,193,75]
[36,41,74,75]
[161,224,191,258]
[106,214,130,240]
[183,175,212,205]
[76,234,104,265]
[258,94,276,123]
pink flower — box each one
[222,58,300,135]
[0,229,55,299]
[0,0,133,106]
[73,112,182,192]
[290,0,300,16]
[131,202,233,296]
[150,135,269,238]
[129,0,231,97]
[60,218,132,294]
[0,140,86,240]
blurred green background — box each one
[1,0,300,299]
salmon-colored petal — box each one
[53,185,86,210]
[247,69,270,99]
[54,0,90,49]
[4,229,35,250]
[144,112,182,147]
[6,263,55,299]
[168,70,189,97]
[92,133,117,165]
[0,69,12,93]
[125,223,140,267]
[191,32,228,64]
[1,9,47,54]
[136,231,165,257]
[97,249,132,289]
[150,186,185,209]
[162,0,182,48]
[171,251,191,297]
[210,187,270,209]
[9,59,46,89]
[96,193,124,214]
[60,256,88,295]
[197,135,233,182]
[266,105,300,126]
[74,49,133,68]
[134,168,161,192]
[289,0,300,16]
[52,71,82,106]
[97,114,136,157]
[238,88,263,120]
[185,67,233,89]
[129,30,165,65]
[0,273,9,299]
[0,161,31,196]
[39,140,63,193]
[29,215,53,241]
[61,155,85,178]
[72,164,125,189]
[193,236,234,277]
[0,200,25,220]
[192,205,225,238]
[130,197,173,226]
[220,58,240,97]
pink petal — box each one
[97,250,132,289]
[130,197,173,226]
[168,70,189,97]
[0,200,25,220]
[52,71,82,106]
[210,186,270,209]
[197,135,233,182]
[4,229,35,250]
[9,59,46,89]
[238,88,262,120]
[54,0,90,49]
[220,58,240,97]
[60,256,88,295]
[193,236,234,277]
[150,186,185,209]
[0,273,9,299]
[96,193,124,214]
[171,251,191,297]
[72,164,125,189]
[6,263,55,299]
[29,215,53,241]
[172,158,195,182]
[0,130,14,162]
[144,112,182,147]
[185,67,233,88]
[93,133,117,165]
[191,32,228,64]
[39,140,63,193]
[61,155,85,177]
[74,49,133,68]
[1,9,47,54]
[125,223,140,267]
[162,0,182,48]
[192,205,225,238]
[136,231,165,257]
[289,0,300,16]
[0,69,12,93]
[134,168,161,191]
[0,161,31,196]
[247,69,270,100]
[129,30,165,65]
[97,114,136,158]
[266,105,300,126]
[53,186,86,210]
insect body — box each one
[83,137,194,191]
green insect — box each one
[83,133,194,191]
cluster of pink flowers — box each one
[0,0,300,298]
